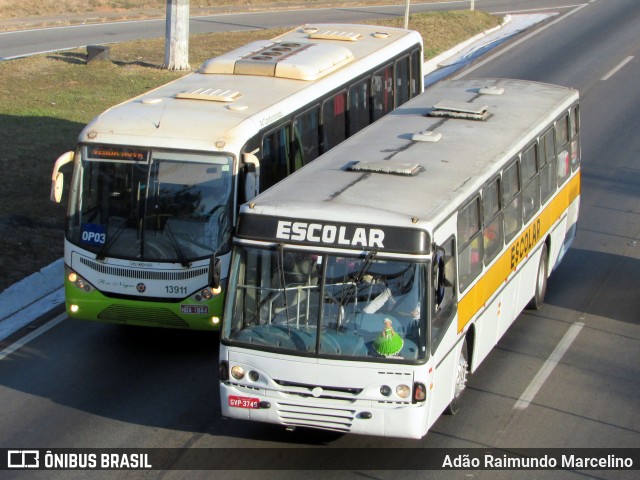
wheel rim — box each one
[453,351,468,398]
[535,247,548,304]
[536,255,546,296]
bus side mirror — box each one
[50,151,75,203]
[208,255,221,291]
[242,150,260,201]
[433,248,446,307]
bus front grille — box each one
[276,402,355,432]
[98,305,189,327]
[79,256,208,281]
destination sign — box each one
[87,146,148,162]
[237,215,430,254]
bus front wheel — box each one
[527,244,548,310]
[445,339,469,415]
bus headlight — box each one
[67,270,92,292]
[200,287,222,300]
[201,288,213,300]
[380,385,392,397]
[231,365,245,380]
[396,384,411,399]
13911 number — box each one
[165,285,188,295]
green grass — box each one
[0,11,500,291]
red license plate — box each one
[228,395,260,409]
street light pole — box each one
[404,0,410,29]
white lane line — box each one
[514,322,584,410]
[493,4,589,15]
[601,56,634,81]
[455,2,590,78]
[0,314,65,361]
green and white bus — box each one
[50,24,423,330]
[219,78,580,438]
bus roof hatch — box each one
[175,88,242,102]
[200,41,354,81]
[428,100,490,121]
[348,160,420,176]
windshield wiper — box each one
[276,243,292,325]
[339,250,377,306]
[95,215,131,261]
[164,221,189,267]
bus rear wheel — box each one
[527,244,548,310]
[445,339,469,415]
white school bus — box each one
[218,78,580,438]
[50,24,423,330]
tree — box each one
[164,0,190,70]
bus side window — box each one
[570,106,581,171]
[372,64,394,121]
[321,90,347,153]
[502,161,522,242]
[348,78,371,136]
[482,177,503,265]
[521,143,540,223]
[431,238,457,353]
[261,124,291,191]
[457,197,483,292]
[539,128,556,203]
[394,55,411,107]
[556,114,571,185]
[292,106,320,170]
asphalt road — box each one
[1,0,587,60]
[0,1,639,479]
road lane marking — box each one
[0,314,65,361]
[455,2,590,78]
[493,4,589,15]
[514,321,584,410]
[601,56,634,81]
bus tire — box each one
[444,339,469,415]
[527,244,548,310]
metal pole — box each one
[404,0,410,29]
[470,0,475,11]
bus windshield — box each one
[66,147,234,263]
[223,246,428,362]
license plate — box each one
[228,395,260,409]
[181,305,209,314]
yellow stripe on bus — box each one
[457,172,580,332]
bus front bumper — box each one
[220,382,428,439]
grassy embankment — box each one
[0,10,500,290]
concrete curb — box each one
[0,258,65,340]
[423,15,512,75]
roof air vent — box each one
[348,160,419,176]
[231,41,354,80]
[308,30,362,42]
[412,130,442,142]
[479,85,505,95]
[175,88,242,102]
[428,100,489,121]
